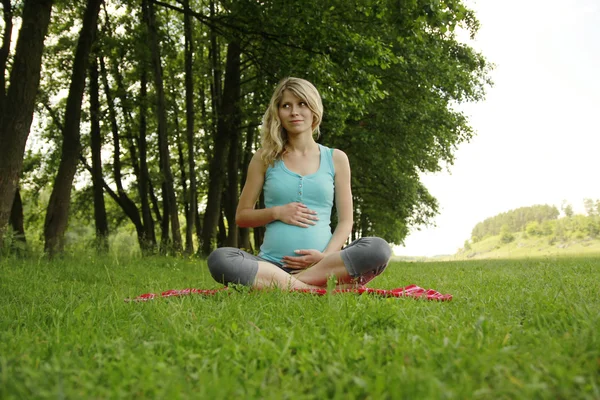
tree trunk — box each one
[175,125,191,253]
[183,0,197,255]
[201,39,241,255]
[208,0,222,139]
[238,123,256,252]
[137,68,157,252]
[102,9,153,253]
[44,0,102,255]
[253,192,265,250]
[99,55,148,251]
[142,0,182,253]
[224,97,242,247]
[217,208,227,248]
[89,57,109,252]
[0,0,52,247]
[160,182,170,253]
[9,188,26,245]
[0,0,13,113]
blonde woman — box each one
[208,77,391,289]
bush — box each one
[500,225,514,244]
[526,221,542,236]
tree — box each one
[561,200,574,218]
[182,0,198,254]
[584,198,597,217]
[142,0,182,253]
[44,0,103,255]
[0,0,53,248]
[500,224,514,244]
[88,57,109,251]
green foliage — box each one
[525,220,542,236]
[561,200,574,218]
[1,255,599,398]
[499,224,514,244]
[471,204,559,240]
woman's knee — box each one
[348,237,391,267]
[341,237,392,283]
[207,247,236,284]
[206,247,258,286]
[364,237,392,266]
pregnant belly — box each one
[260,221,332,261]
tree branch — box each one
[149,0,326,56]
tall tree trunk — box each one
[44,0,102,255]
[183,0,197,255]
[224,120,240,247]
[217,208,227,248]
[98,55,148,251]
[201,39,241,255]
[0,0,52,247]
[9,188,26,245]
[102,10,149,251]
[175,125,191,253]
[137,68,157,251]
[169,95,190,251]
[253,192,265,250]
[0,0,13,114]
[208,0,222,139]
[89,57,109,252]
[142,0,182,253]
[238,123,256,252]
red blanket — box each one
[125,284,452,302]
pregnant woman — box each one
[207,77,391,289]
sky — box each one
[394,0,600,257]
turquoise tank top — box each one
[258,144,335,264]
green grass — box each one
[1,253,599,399]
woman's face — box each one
[277,89,314,136]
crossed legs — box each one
[207,237,392,289]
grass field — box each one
[1,253,599,399]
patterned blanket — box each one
[125,284,452,302]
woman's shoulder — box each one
[251,148,281,174]
[326,146,348,161]
[247,148,269,172]
[331,148,350,171]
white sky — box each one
[394,0,600,256]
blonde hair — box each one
[260,77,323,166]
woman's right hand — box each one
[274,202,318,228]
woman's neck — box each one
[285,135,318,155]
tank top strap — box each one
[319,144,335,176]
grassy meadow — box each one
[1,253,599,399]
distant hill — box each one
[453,200,600,260]
[453,232,600,260]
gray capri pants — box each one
[207,237,392,286]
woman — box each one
[208,77,391,289]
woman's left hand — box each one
[282,249,324,270]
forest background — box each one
[0,0,491,258]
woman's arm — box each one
[236,150,319,228]
[323,149,353,253]
[235,150,273,228]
